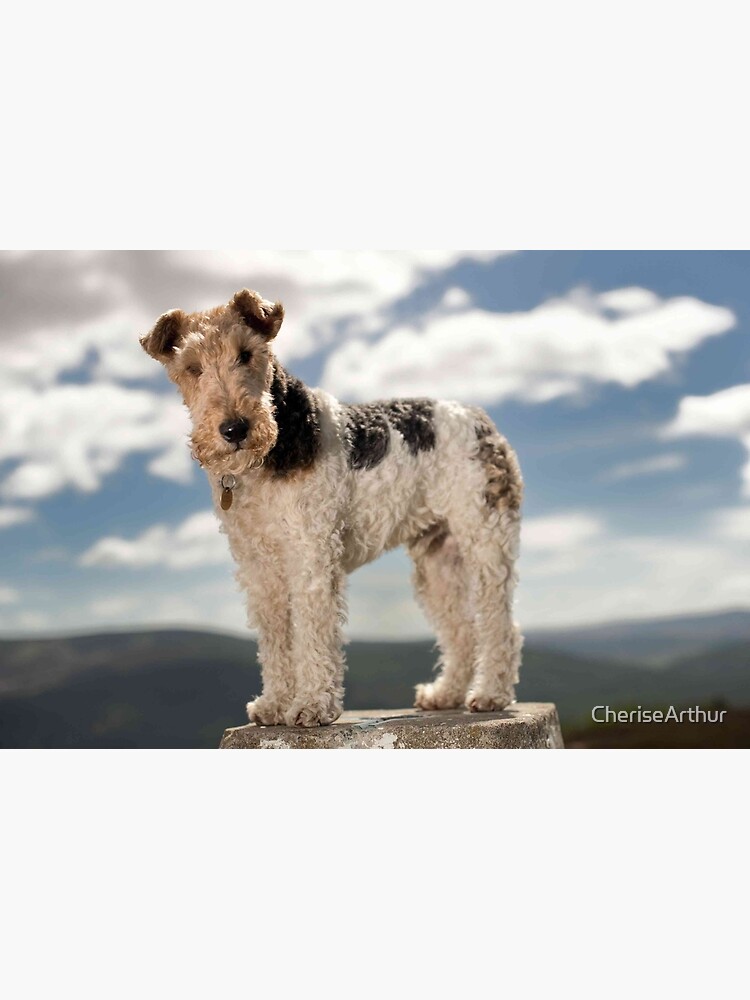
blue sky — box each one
[1,251,749,637]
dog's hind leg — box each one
[410,529,477,710]
[459,509,523,712]
[453,411,524,712]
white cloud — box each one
[519,514,607,582]
[1,312,156,392]
[8,497,750,638]
[80,511,230,570]
[3,254,746,640]
[0,251,506,505]
[89,595,143,619]
[0,506,34,529]
[175,251,503,357]
[666,383,750,436]
[597,286,661,315]
[665,383,750,494]
[440,286,473,310]
[341,548,431,639]
[713,506,750,541]
[522,513,604,552]
[519,531,750,627]
[601,452,686,482]
[0,298,191,503]
[0,585,19,605]
[1,252,507,384]
[348,506,750,632]
[0,610,50,633]
[322,287,735,403]
[146,443,194,482]
[0,382,192,499]
[0,569,246,637]
[515,499,750,626]
[18,611,49,629]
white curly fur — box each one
[212,391,523,728]
[141,291,523,729]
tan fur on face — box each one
[141,292,285,476]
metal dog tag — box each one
[220,474,236,511]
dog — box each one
[140,289,523,728]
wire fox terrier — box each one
[141,289,524,728]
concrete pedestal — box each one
[220,703,564,749]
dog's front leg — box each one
[284,536,346,728]
[240,552,295,727]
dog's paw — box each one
[465,690,514,713]
[414,681,464,711]
[247,697,287,727]
[285,697,342,728]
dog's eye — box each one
[186,364,203,378]
[238,350,252,366]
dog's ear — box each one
[140,309,187,361]
[232,289,284,340]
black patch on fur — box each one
[344,404,391,471]
[266,363,322,476]
[344,398,436,470]
[383,399,436,456]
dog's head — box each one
[140,289,284,476]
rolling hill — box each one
[1,625,748,748]
[527,608,750,665]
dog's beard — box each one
[190,414,278,478]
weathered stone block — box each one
[220,703,564,749]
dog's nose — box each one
[220,418,250,444]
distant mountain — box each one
[527,609,750,666]
[0,630,252,699]
[1,627,748,748]
[522,641,750,724]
